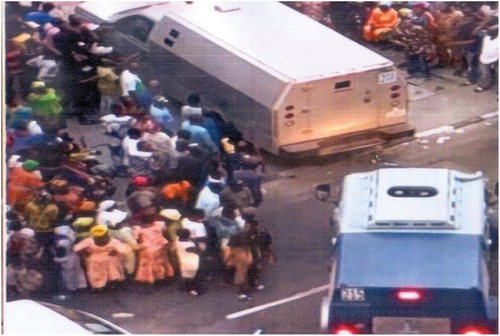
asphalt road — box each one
[7,3,497,332]
[45,115,498,334]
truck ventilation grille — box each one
[367,222,457,229]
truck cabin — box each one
[324,232,495,334]
[318,168,497,334]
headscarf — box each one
[22,160,40,171]
[90,225,108,237]
[159,209,181,221]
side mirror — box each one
[315,184,331,202]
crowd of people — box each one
[292,1,498,91]
[5,2,275,302]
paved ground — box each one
[6,3,498,334]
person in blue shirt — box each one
[23,3,55,26]
[149,96,174,130]
[201,110,223,150]
[181,115,219,153]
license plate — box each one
[379,71,397,84]
[372,317,451,334]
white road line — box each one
[415,125,454,138]
[225,285,329,320]
[481,111,498,119]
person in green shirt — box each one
[26,81,64,129]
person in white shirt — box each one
[196,183,224,217]
[475,25,498,92]
[181,93,203,121]
[120,63,143,99]
[181,209,208,263]
[122,128,152,166]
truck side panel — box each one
[276,69,407,147]
[145,42,275,152]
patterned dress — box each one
[132,221,174,283]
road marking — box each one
[225,285,329,320]
[481,111,498,119]
[415,126,454,138]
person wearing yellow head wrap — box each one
[73,224,127,289]
[90,225,108,237]
[72,217,95,241]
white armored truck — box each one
[76,1,414,155]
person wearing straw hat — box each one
[73,225,127,290]
[158,209,183,274]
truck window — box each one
[114,16,154,43]
[387,186,438,198]
[334,80,351,90]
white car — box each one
[4,300,130,334]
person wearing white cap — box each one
[363,2,399,42]
[158,209,183,243]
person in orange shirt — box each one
[7,160,44,212]
[363,2,400,42]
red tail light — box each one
[397,290,422,301]
[333,325,358,334]
[461,327,488,334]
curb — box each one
[451,111,498,129]
[263,111,498,183]
[412,111,497,140]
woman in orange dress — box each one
[73,225,127,289]
[132,209,174,284]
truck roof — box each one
[336,232,483,290]
[76,1,392,82]
[339,168,486,235]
